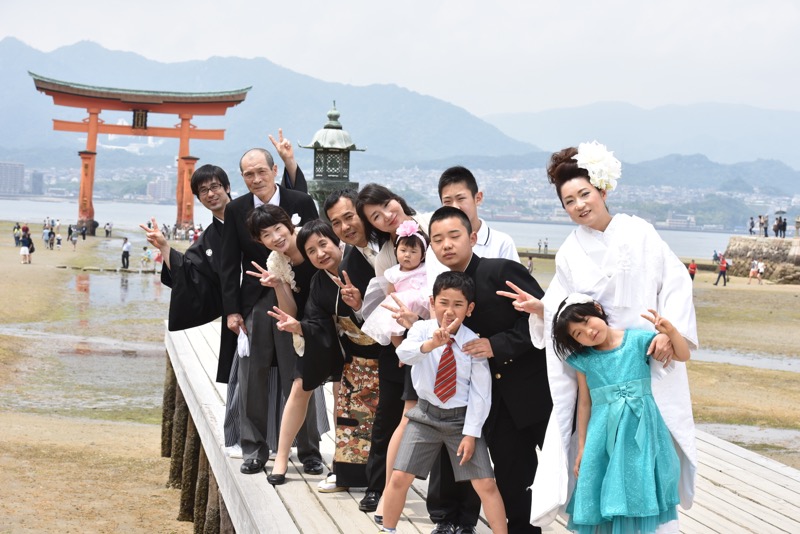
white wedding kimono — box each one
[528,214,698,527]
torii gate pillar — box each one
[77,150,98,233]
[178,155,200,227]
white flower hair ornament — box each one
[555,293,596,322]
[572,141,622,192]
[290,213,301,226]
[395,220,427,248]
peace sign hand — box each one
[269,128,294,163]
[429,314,462,350]
[380,293,419,330]
[333,270,362,311]
[245,260,281,288]
[267,306,302,335]
[139,217,168,249]
[497,280,543,318]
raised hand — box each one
[496,280,543,317]
[138,217,168,249]
[642,309,675,366]
[381,293,419,330]
[267,306,302,335]
[245,260,281,288]
[332,270,362,311]
[269,128,295,164]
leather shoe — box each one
[455,527,476,534]
[303,458,325,475]
[267,471,287,485]
[359,490,381,512]
[240,458,265,475]
[430,523,455,534]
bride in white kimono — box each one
[502,142,698,532]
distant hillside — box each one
[625,154,800,196]
[485,101,800,171]
[0,37,535,172]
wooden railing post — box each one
[178,415,201,521]
[168,385,188,488]
[161,352,177,457]
[193,448,210,534]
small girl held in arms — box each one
[551,293,690,534]
[362,220,430,346]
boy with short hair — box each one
[381,271,507,534]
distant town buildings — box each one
[146,176,173,202]
[0,162,24,194]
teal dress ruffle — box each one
[565,330,680,534]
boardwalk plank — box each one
[166,323,800,534]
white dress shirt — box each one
[396,319,492,437]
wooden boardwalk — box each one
[165,321,800,533]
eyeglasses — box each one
[198,182,224,197]
[242,167,273,180]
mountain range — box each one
[0,37,798,196]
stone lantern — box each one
[300,102,365,219]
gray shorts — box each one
[394,399,494,482]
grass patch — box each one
[688,361,800,430]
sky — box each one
[2,0,799,117]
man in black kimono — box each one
[427,207,552,534]
[141,164,242,448]
[220,142,322,475]
[324,190,406,508]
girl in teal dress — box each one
[551,293,691,534]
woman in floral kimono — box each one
[501,142,698,532]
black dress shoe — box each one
[359,490,381,512]
[303,458,325,475]
[430,523,455,534]
[267,471,287,485]
[240,458,265,475]
[454,526,476,534]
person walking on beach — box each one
[748,259,758,284]
[713,255,728,286]
[19,232,32,264]
[749,217,755,235]
[544,237,549,254]
[757,259,766,284]
[688,260,697,281]
[121,238,131,268]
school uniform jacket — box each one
[462,254,552,431]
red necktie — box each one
[434,339,457,403]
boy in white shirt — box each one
[381,271,507,534]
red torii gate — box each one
[30,72,250,232]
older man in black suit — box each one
[221,140,322,475]
[426,206,552,534]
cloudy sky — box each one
[2,0,798,117]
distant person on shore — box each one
[773,217,780,238]
[70,231,78,251]
[13,223,21,247]
[80,225,87,240]
[19,232,32,264]
[121,238,131,268]
[48,230,55,250]
[56,233,62,250]
[140,246,152,269]
[538,239,542,253]
[528,257,533,273]
[688,259,697,281]
[712,250,719,264]
[544,237,549,254]
[763,215,769,238]
[757,259,766,284]
[749,216,755,235]
[748,259,759,284]
[713,255,728,286]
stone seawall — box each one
[723,236,800,284]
